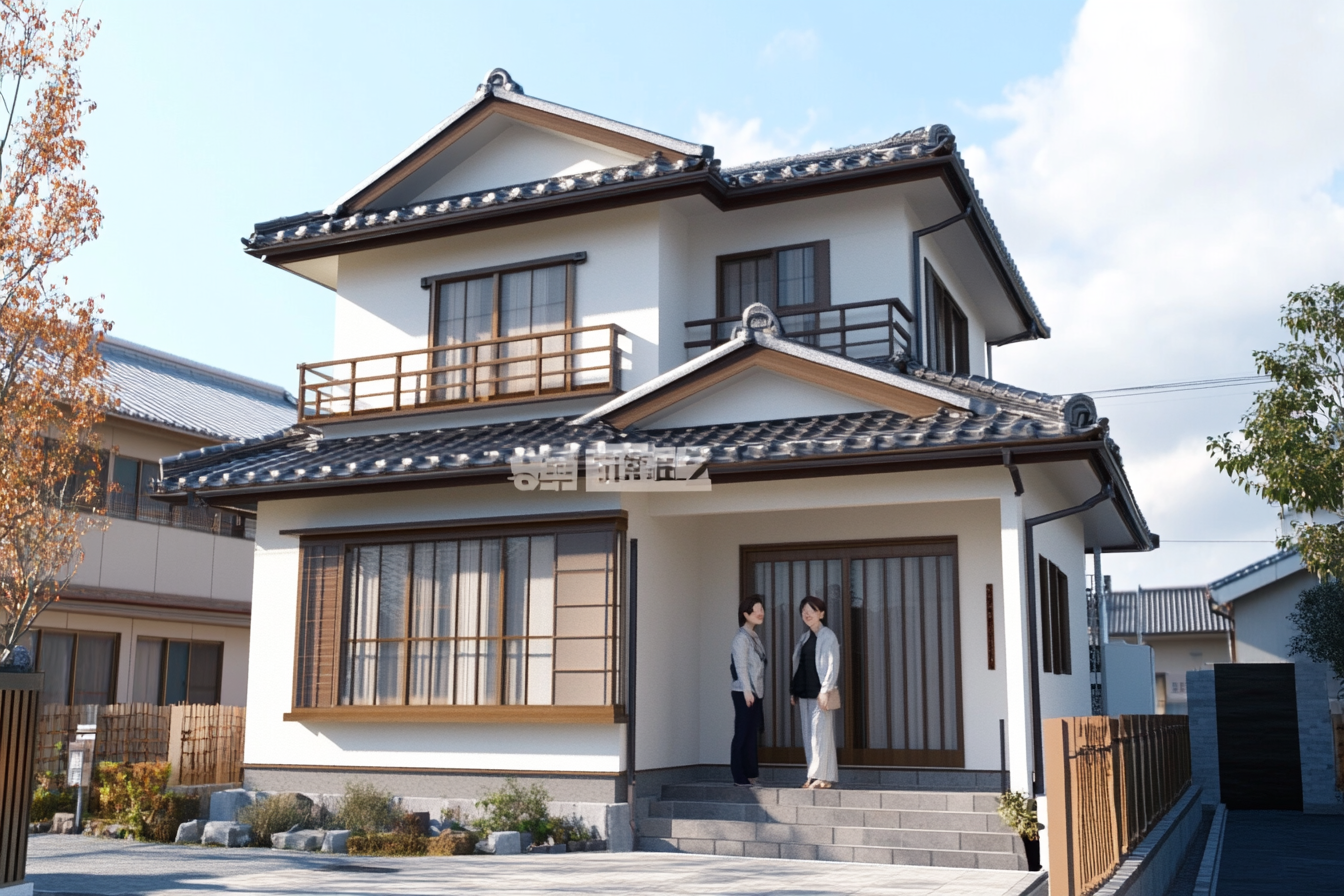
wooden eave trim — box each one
[281,509,628,539]
[347,97,690,213]
[283,704,626,724]
[604,345,948,430]
[55,584,251,617]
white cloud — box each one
[968,0,1344,587]
[759,29,818,65]
[694,110,824,166]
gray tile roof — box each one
[157,405,1082,496]
[1106,588,1231,637]
[101,338,297,442]
[242,72,1046,340]
[1208,548,1298,591]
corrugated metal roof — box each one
[101,338,297,442]
[1106,587,1231,636]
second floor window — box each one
[108,454,252,539]
[429,259,577,400]
[927,265,969,375]
[718,241,831,318]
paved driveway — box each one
[26,835,1043,896]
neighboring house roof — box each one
[1106,587,1231,637]
[150,307,1151,550]
[101,337,297,442]
[1208,548,1308,604]
[243,69,1047,341]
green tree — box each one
[1286,581,1344,695]
[1208,283,1344,578]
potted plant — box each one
[996,790,1041,871]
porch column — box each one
[1000,496,1033,794]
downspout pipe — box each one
[627,538,638,839]
[910,206,972,364]
[1023,482,1114,796]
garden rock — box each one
[271,829,323,851]
[202,821,252,847]
[175,820,203,844]
[477,831,520,855]
[207,789,255,822]
[586,839,608,851]
[321,830,350,854]
[50,813,75,835]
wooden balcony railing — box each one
[684,298,913,363]
[298,324,626,422]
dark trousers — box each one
[730,690,763,784]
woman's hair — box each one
[738,594,765,626]
[799,595,827,621]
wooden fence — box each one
[35,703,245,787]
[1333,713,1344,791]
[1043,715,1191,896]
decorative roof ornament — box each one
[735,303,783,341]
[1063,393,1099,431]
[476,68,524,98]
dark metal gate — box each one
[1215,663,1302,810]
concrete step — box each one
[749,767,1006,792]
[641,816,1020,852]
[659,783,1002,813]
[649,800,1007,833]
[638,835,1027,870]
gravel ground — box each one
[25,834,1046,896]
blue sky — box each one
[58,1,1344,588]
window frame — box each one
[27,627,120,705]
[425,252,585,350]
[925,263,970,376]
[133,636,224,705]
[1038,556,1072,675]
[716,240,831,318]
[286,512,627,724]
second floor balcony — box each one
[684,298,913,363]
[297,323,627,423]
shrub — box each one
[334,781,399,835]
[474,777,553,839]
[29,786,75,823]
[238,793,321,846]
[427,830,478,856]
[95,762,198,842]
[996,790,1039,840]
[347,832,428,856]
[554,814,593,843]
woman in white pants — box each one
[789,595,839,789]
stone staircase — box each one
[639,782,1027,869]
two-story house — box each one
[21,337,294,709]
[155,70,1154,861]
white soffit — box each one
[633,366,889,430]
[281,256,338,291]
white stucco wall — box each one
[33,609,249,706]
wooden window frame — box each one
[287,514,627,724]
[738,536,964,770]
[425,252,585,349]
[925,262,969,376]
[135,637,224,706]
[1038,556,1072,675]
[29,628,120,705]
[716,240,831,317]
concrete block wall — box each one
[1186,670,1220,806]
[1294,662,1344,814]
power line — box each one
[1160,540,1276,544]
[1079,374,1270,398]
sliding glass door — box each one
[744,539,963,768]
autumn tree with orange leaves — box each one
[0,2,108,665]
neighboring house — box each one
[1105,588,1231,714]
[153,68,1154,817]
[1209,548,1341,694]
[19,337,295,709]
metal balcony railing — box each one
[684,298,913,363]
[297,324,626,422]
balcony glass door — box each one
[745,539,963,768]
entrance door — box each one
[744,539,963,768]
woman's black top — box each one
[791,631,822,700]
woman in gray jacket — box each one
[730,594,767,786]
[790,595,839,789]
